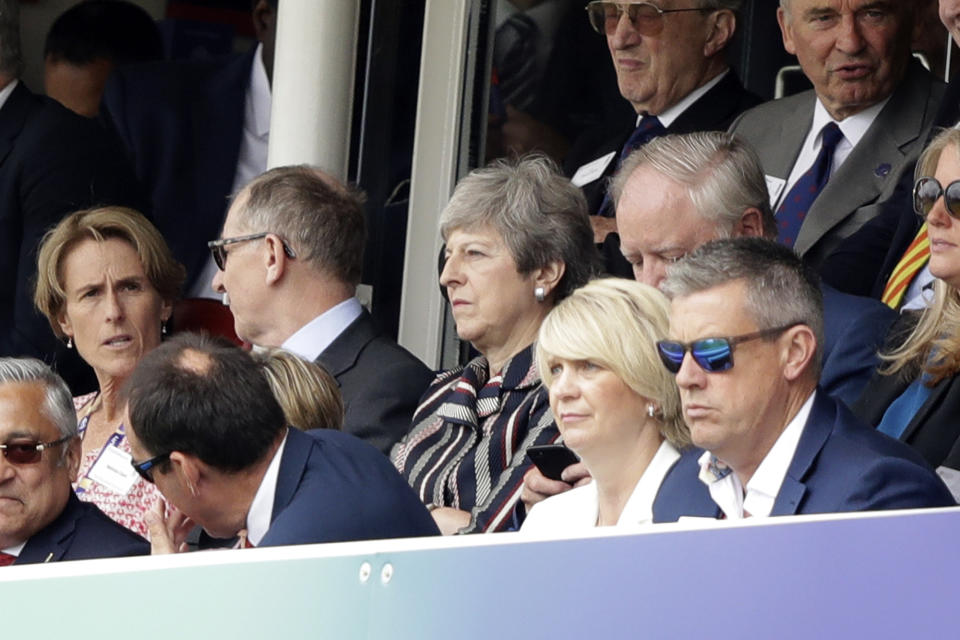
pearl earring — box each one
[66,337,73,349]
[646,404,657,419]
[534,286,546,303]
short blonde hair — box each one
[536,278,690,448]
[255,348,343,431]
[34,206,185,338]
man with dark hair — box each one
[210,166,433,454]
[44,0,163,118]
[102,0,278,297]
[0,358,147,565]
[124,333,438,551]
[0,0,144,393]
[651,238,954,521]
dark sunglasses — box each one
[0,434,72,465]
[913,176,960,220]
[656,323,801,374]
[585,1,710,37]
[207,232,297,271]
[131,452,171,484]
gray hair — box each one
[611,132,777,241]
[0,0,23,78]
[440,154,599,300]
[662,238,824,375]
[0,358,78,459]
[234,165,366,286]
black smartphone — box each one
[527,444,580,482]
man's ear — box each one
[780,324,817,382]
[169,452,203,496]
[734,207,765,239]
[704,9,736,58]
[252,0,276,43]
[777,7,798,55]
[64,436,82,482]
[263,234,290,286]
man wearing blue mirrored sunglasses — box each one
[651,238,954,521]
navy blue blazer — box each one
[820,284,896,407]
[101,50,252,286]
[653,392,954,522]
[259,427,439,546]
[16,493,148,565]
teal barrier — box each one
[2,507,957,638]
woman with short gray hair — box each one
[392,154,599,534]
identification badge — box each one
[87,445,138,495]
[765,174,786,209]
[936,466,960,502]
[571,151,616,187]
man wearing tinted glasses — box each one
[0,358,147,565]
[651,238,953,521]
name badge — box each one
[87,445,139,495]
[765,175,786,209]
[571,151,616,187]
[936,466,960,502]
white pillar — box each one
[268,0,360,179]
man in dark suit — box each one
[730,1,941,273]
[124,333,438,552]
[651,239,953,522]
[0,358,147,565]
[0,0,144,393]
[209,166,433,454]
[564,0,759,244]
[101,0,278,295]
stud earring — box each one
[66,337,73,349]
[534,286,546,303]
[646,404,657,419]
[162,322,168,336]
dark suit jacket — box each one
[730,61,944,271]
[259,427,439,546]
[564,71,762,216]
[15,493,148,564]
[315,310,434,454]
[653,392,954,522]
[0,82,144,393]
[820,284,896,406]
[101,50,252,285]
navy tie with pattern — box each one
[596,115,667,217]
[775,122,844,247]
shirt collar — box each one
[811,95,888,151]
[281,297,363,362]
[245,431,288,546]
[1,541,25,557]
[0,79,18,112]
[617,440,681,525]
[642,70,727,129]
[246,43,271,138]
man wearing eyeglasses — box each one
[566,0,760,245]
[0,358,147,566]
[730,1,941,275]
[651,238,953,522]
[209,166,433,455]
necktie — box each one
[775,122,844,247]
[596,115,667,217]
[0,552,16,567]
[493,13,540,111]
[881,223,930,309]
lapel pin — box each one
[875,163,891,178]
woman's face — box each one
[440,226,546,358]
[545,356,651,461]
[927,144,960,289]
[58,237,172,385]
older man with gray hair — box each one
[652,238,954,521]
[0,358,147,565]
[0,0,143,393]
[209,165,432,454]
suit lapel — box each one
[271,428,310,522]
[16,493,82,564]
[901,376,954,443]
[0,82,35,168]
[795,64,937,255]
[315,310,378,379]
[762,94,814,181]
[770,393,834,516]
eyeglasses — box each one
[913,177,960,221]
[585,1,711,37]
[207,232,297,271]
[130,452,171,484]
[0,435,72,465]
[656,323,801,374]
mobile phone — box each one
[527,444,580,482]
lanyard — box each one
[75,398,128,494]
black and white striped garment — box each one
[391,345,559,533]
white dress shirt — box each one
[652,70,727,128]
[698,392,816,519]
[521,440,681,534]
[189,44,272,299]
[280,297,363,362]
[0,79,18,112]
[245,432,288,547]
[773,98,888,210]
[0,541,25,558]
